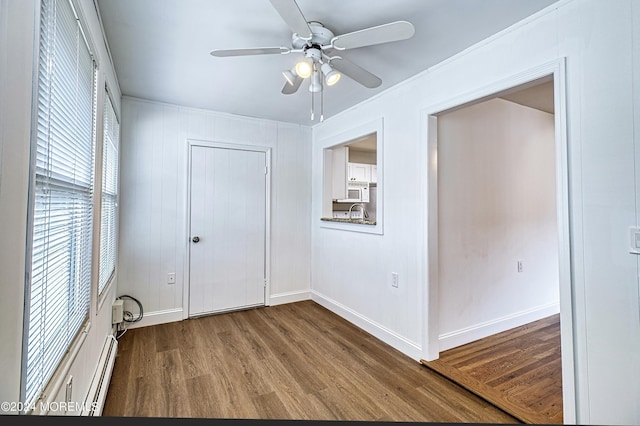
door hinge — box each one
[264,278,267,287]
[264,166,268,175]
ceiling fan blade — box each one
[269,0,312,39]
[332,21,415,50]
[210,47,290,57]
[282,75,303,94]
[330,57,382,89]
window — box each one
[320,118,383,234]
[23,0,96,408]
[98,90,119,295]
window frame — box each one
[97,85,120,300]
[21,0,99,411]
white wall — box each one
[437,98,559,350]
[117,97,312,326]
[0,0,121,415]
[0,0,35,409]
[349,150,376,165]
[311,0,640,424]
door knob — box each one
[192,236,200,243]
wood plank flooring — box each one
[103,300,519,423]
[421,314,562,425]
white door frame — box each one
[421,58,576,423]
[184,139,272,318]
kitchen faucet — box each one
[348,203,368,220]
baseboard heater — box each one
[83,334,118,416]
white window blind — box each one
[24,0,96,408]
[98,91,119,295]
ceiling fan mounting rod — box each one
[303,46,322,62]
[303,43,323,52]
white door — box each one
[188,145,267,316]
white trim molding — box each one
[269,290,311,306]
[311,290,422,361]
[125,308,183,329]
[438,302,560,352]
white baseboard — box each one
[438,301,560,352]
[311,291,422,361]
[123,293,313,329]
[269,290,311,306]
[124,307,183,329]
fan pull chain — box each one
[320,83,324,122]
[311,87,315,121]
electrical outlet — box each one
[517,260,523,273]
[65,376,73,408]
[392,272,399,288]
[167,272,176,284]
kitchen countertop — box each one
[320,217,376,225]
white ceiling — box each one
[97,0,560,126]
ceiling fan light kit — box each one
[294,57,313,79]
[309,69,323,93]
[282,68,298,85]
[321,63,340,86]
[210,0,415,122]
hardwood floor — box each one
[103,300,519,423]
[421,314,562,425]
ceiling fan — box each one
[210,0,415,121]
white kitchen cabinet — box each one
[330,146,349,200]
[348,162,377,183]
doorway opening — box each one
[421,62,575,424]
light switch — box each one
[629,227,640,254]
